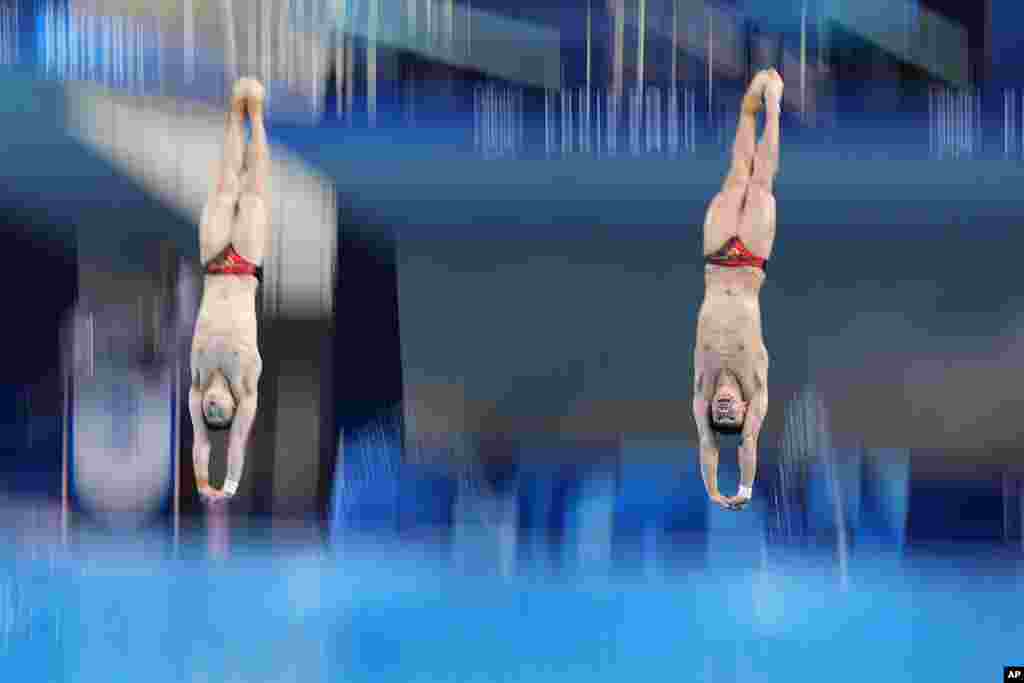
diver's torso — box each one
[191,275,260,388]
[695,266,768,399]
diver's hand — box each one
[722,493,751,511]
[709,493,739,511]
[199,484,232,506]
[722,483,753,511]
[709,492,749,511]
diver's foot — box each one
[763,68,784,114]
[229,82,246,116]
[742,69,772,114]
[232,77,265,118]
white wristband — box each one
[222,479,239,496]
[738,485,752,499]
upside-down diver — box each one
[693,68,782,511]
[189,77,269,504]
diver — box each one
[189,78,269,504]
[692,69,782,511]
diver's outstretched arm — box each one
[694,394,732,510]
[189,385,216,500]
[725,387,767,510]
[222,395,257,498]
[218,355,262,499]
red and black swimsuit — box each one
[204,244,263,282]
[704,236,767,272]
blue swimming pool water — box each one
[1,534,1019,683]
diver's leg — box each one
[738,70,782,259]
[704,71,773,254]
[199,89,247,265]
[232,78,269,265]
[239,78,269,197]
[722,70,771,190]
[750,69,782,192]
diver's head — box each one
[202,372,236,431]
[709,372,747,435]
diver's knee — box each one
[237,192,266,218]
[215,169,241,198]
[204,190,238,221]
[746,179,775,201]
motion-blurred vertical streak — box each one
[261,0,271,86]
[800,0,806,116]
[368,0,378,126]
[637,0,645,89]
[706,6,712,116]
[345,15,354,121]
[184,0,194,83]
[221,0,238,86]
[612,0,623,96]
